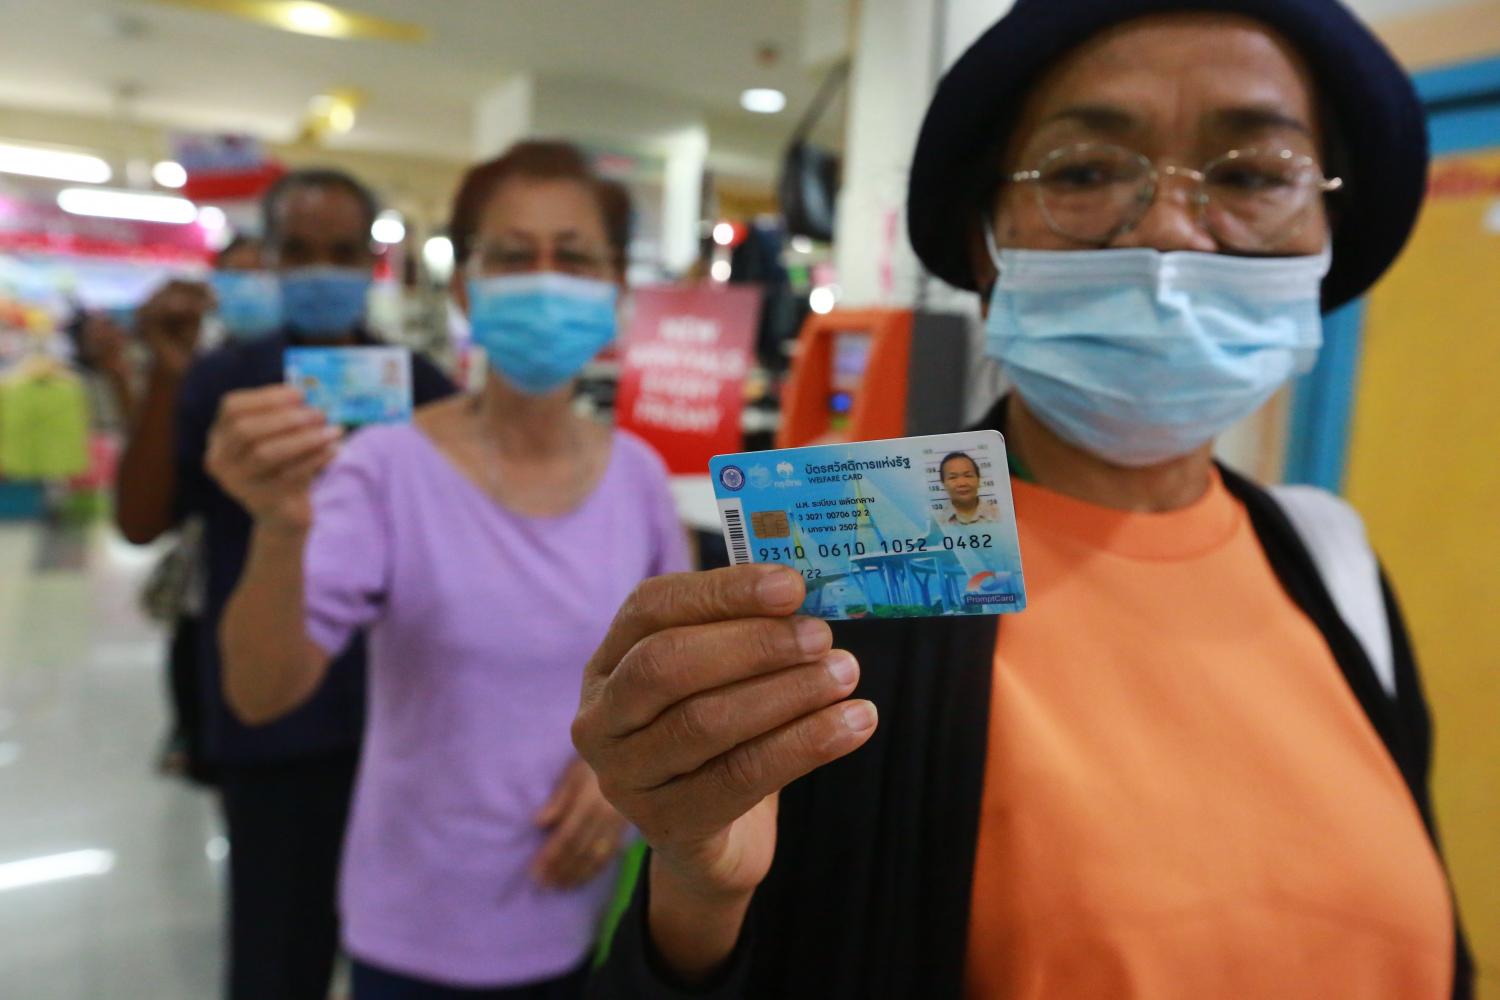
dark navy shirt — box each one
[175,328,455,765]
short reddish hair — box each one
[448,140,630,274]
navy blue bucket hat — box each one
[907,0,1429,312]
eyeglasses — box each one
[1006,143,1343,252]
[472,242,615,278]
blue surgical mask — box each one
[467,272,618,395]
[279,267,371,339]
[983,231,1330,467]
[210,271,283,341]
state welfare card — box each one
[710,431,1026,621]
[284,346,413,427]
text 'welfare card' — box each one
[710,431,1026,621]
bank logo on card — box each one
[710,431,1026,622]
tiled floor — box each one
[0,522,224,999]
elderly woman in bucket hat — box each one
[576,1,1474,997]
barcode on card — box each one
[718,499,752,565]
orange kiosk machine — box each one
[776,307,970,448]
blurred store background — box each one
[0,0,1496,996]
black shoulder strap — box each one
[1219,467,1414,783]
[750,612,997,1000]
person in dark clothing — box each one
[575,1,1474,998]
[115,167,456,1000]
[92,234,261,784]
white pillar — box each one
[473,75,535,160]
[660,125,709,277]
[832,0,937,308]
[833,0,1017,308]
[832,0,1018,424]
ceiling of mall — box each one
[0,0,829,172]
[0,0,1481,181]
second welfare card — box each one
[710,431,1026,621]
[285,346,413,427]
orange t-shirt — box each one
[965,472,1453,999]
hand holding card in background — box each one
[206,385,340,534]
[285,346,413,428]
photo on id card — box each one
[710,431,1026,621]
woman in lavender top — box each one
[209,142,689,998]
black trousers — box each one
[167,616,216,784]
[350,958,591,1000]
[219,749,359,1000]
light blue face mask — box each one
[210,271,283,341]
[467,272,618,395]
[983,229,1330,467]
[279,267,371,340]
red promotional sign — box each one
[616,285,760,474]
[173,132,285,202]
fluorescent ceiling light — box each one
[153,160,188,189]
[740,88,787,114]
[58,188,199,225]
[0,143,111,184]
[0,849,115,893]
[371,211,405,245]
[285,0,336,33]
[149,0,426,42]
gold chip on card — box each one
[750,510,791,539]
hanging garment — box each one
[0,365,90,480]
